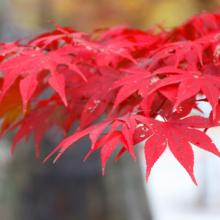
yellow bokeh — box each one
[11,0,219,32]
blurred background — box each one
[0,0,220,220]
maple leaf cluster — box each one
[1,12,220,184]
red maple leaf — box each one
[9,103,65,158]
[143,113,220,185]
[0,48,86,113]
[150,64,220,119]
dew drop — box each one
[86,45,92,50]
[94,100,100,104]
[142,127,148,131]
[90,68,95,73]
[136,123,144,128]
[150,77,159,85]
[100,49,107,53]
[87,107,95,112]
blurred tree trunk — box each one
[1,130,152,220]
[9,134,152,220]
